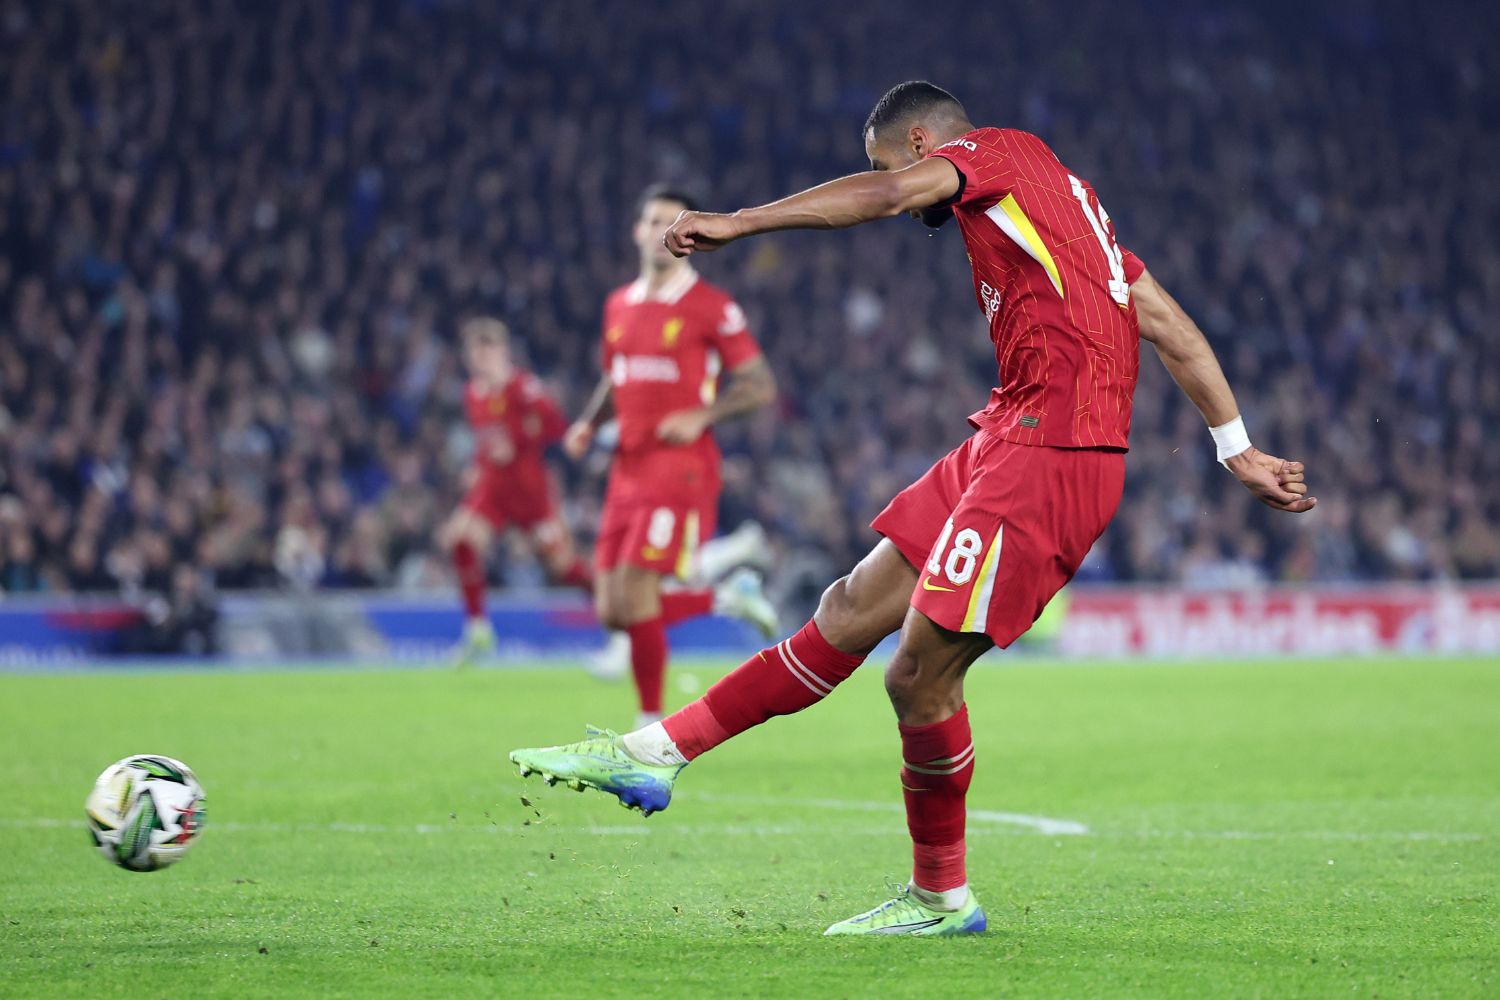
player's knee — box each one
[813,571,898,657]
[443,515,483,552]
[594,590,624,630]
[813,574,858,644]
[883,651,921,714]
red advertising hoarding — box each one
[1059,586,1500,658]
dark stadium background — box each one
[1,0,1497,652]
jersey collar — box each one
[625,266,698,305]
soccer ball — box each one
[85,755,206,872]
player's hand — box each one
[562,421,594,460]
[656,407,711,444]
[663,211,743,257]
[485,429,516,464]
[1224,448,1317,513]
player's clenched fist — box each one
[562,420,594,460]
[663,210,743,257]
[1224,449,1317,513]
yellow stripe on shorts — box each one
[674,509,700,580]
[960,524,1005,633]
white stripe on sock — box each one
[779,640,833,693]
[903,744,976,776]
[777,640,832,696]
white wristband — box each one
[1210,416,1252,467]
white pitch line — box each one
[687,792,1091,836]
[1139,828,1486,843]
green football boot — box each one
[509,727,682,816]
[824,885,988,936]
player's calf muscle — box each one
[813,540,917,655]
[885,612,990,724]
[596,567,660,628]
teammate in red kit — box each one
[512,84,1315,934]
[564,185,780,726]
[440,317,593,662]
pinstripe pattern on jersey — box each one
[930,128,1140,450]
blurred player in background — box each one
[439,318,593,663]
[514,84,1315,934]
[564,185,780,727]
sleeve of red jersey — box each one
[924,129,1014,209]
[1121,247,1147,284]
[708,295,761,369]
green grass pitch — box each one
[1,655,1497,998]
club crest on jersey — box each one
[606,324,624,343]
[661,317,684,348]
[488,396,507,415]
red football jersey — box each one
[463,371,566,496]
[928,128,1145,450]
[600,267,761,502]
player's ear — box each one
[907,125,927,158]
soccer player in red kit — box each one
[513,84,1316,934]
[440,317,593,661]
[564,185,780,726]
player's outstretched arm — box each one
[663,159,960,256]
[657,357,777,444]
[1134,268,1316,514]
[564,374,613,459]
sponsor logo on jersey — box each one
[488,396,507,415]
[979,281,1001,323]
[937,138,978,152]
[661,317,684,347]
[718,302,747,335]
[610,354,682,385]
[920,576,956,593]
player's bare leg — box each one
[594,543,782,723]
[532,518,594,596]
[825,608,991,936]
[596,564,669,726]
[439,508,496,663]
[511,539,916,812]
[588,526,780,684]
[620,538,915,764]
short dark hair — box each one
[863,81,968,140]
[636,183,700,218]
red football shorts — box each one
[463,468,561,537]
[596,497,718,578]
[871,429,1125,647]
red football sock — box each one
[626,618,668,714]
[659,589,713,627]
[900,704,974,893]
[558,556,594,595]
[452,540,486,619]
[661,619,864,760]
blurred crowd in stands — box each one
[2,0,1497,616]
